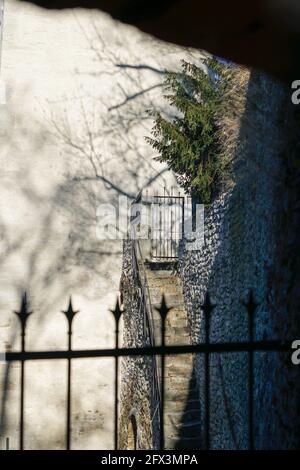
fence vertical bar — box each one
[159,197,162,259]
[201,292,215,450]
[146,189,149,242]
[156,295,171,450]
[167,194,170,259]
[111,298,122,450]
[20,341,25,450]
[170,206,173,260]
[163,187,166,258]
[181,195,185,243]
[244,291,258,451]
[62,298,79,450]
[170,187,173,258]
[14,292,32,450]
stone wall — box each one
[119,241,203,450]
[118,240,159,450]
[179,71,300,449]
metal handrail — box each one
[132,239,162,394]
[130,197,162,427]
[136,244,157,343]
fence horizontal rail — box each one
[2,290,293,451]
[3,340,292,362]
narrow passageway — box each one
[142,260,201,449]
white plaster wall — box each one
[0,0,202,449]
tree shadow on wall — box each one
[0,14,201,448]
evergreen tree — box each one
[147,58,231,204]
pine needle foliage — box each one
[147,58,234,204]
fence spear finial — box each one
[110,296,123,324]
[155,294,172,321]
[62,296,79,327]
[14,292,32,329]
[243,290,258,317]
[201,292,215,316]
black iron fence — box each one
[131,190,185,260]
[1,291,292,450]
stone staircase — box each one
[143,262,201,449]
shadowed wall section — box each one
[179,70,300,449]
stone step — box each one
[165,389,200,400]
[165,335,190,346]
[165,326,190,336]
[165,375,195,386]
[147,283,179,291]
[166,362,194,377]
[165,396,200,409]
[146,271,176,279]
[165,408,198,416]
[141,266,201,449]
[165,418,202,433]
[165,436,202,450]
[165,354,193,365]
[167,306,186,314]
[167,308,187,318]
[164,389,191,402]
[166,424,202,440]
[165,323,188,332]
[147,282,179,289]
[152,310,187,323]
[152,298,184,309]
[152,334,190,347]
[166,409,201,423]
[147,280,181,289]
[166,369,193,379]
[146,272,180,280]
[166,318,188,328]
[147,286,183,298]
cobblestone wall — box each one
[179,72,300,449]
[119,240,159,450]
